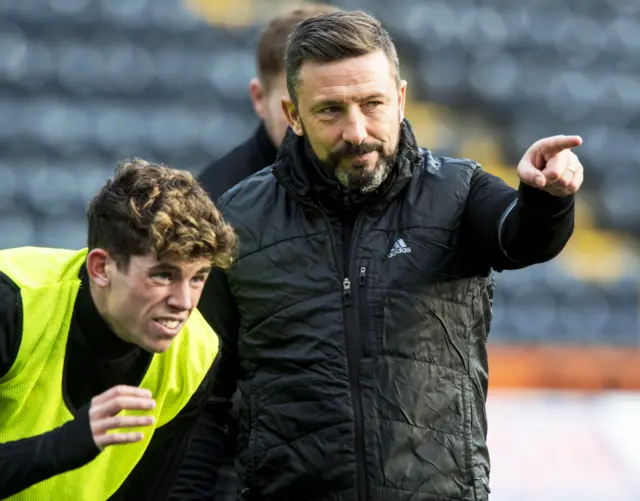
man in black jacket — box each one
[175,11,584,501]
[198,3,339,201]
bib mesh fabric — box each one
[0,247,219,500]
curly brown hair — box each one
[87,158,237,270]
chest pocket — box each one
[359,223,478,364]
[382,228,458,290]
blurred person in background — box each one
[0,160,237,500]
[176,10,584,501]
[195,5,340,501]
[198,3,340,202]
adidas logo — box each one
[388,238,411,258]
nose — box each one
[341,105,367,145]
[167,281,193,311]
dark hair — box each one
[284,10,400,104]
[86,158,237,269]
[256,3,340,91]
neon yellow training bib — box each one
[0,247,219,500]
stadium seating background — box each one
[1,0,639,498]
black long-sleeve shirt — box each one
[0,267,217,500]
[170,171,576,499]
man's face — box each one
[283,50,407,194]
[251,72,292,147]
[98,253,211,354]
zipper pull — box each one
[359,266,367,286]
[343,277,352,306]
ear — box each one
[86,248,112,288]
[249,77,266,121]
[281,97,304,136]
[397,80,407,122]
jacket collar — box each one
[253,123,278,170]
[272,119,421,211]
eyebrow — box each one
[148,263,212,274]
[359,93,387,102]
[313,93,387,110]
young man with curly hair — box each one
[0,159,237,500]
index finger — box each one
[92,396,156,419]
[536,135,583,159]
[92,385,153,406]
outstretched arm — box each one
[461,135,583,271]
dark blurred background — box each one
[1,1,639,499]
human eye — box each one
[363,100,384,109]
[320,105,341,115]
[191,274,207,285]
[151,271,172,282]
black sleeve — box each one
[0,404,101,499]
[169,268,241,500]
[0,274,101,498]
[461,168,575,272]
[111,363,219,501]
[0,273,22,379]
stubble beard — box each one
[334,155,394,194]
[303,129,398,195]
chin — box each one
[143,338,174,354]
[360,157,382,169]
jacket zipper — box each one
[340,199,367,501]
[358,265,370,357]
[272,169,368,500]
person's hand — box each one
[517,135,584,197]
[89,385,156,450]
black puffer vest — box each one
[218,121,493,501]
